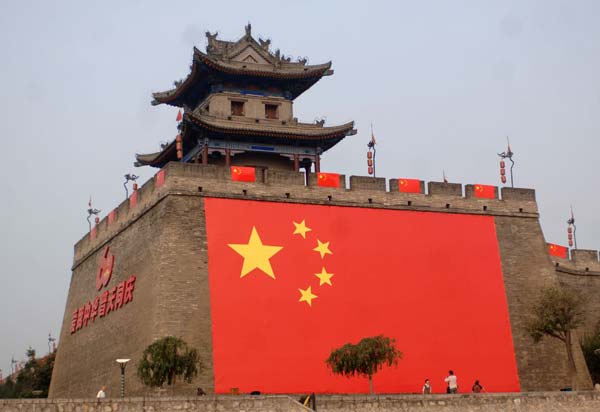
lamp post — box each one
[116,359,130,398]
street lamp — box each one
[116,359,130,398]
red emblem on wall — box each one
[96,247,115,290]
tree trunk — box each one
[369,375,373,394]
[565,329,578,390]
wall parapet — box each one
[74,162,540,267]
[2,392,600,412]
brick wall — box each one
[3,393,600,412]
[51,162,594,397]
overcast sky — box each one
[1,0,599,377]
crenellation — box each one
[501,187,536,201]
[73,163,547,261]
[349,175,386,191]
[265,169,305,186]
[571,249,600,271]
[427,181,462,196]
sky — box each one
[0,0,599,377]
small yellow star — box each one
[313,239,332,259]
[292,219,312,239]
[315,267,334,286]
[228,226,283,279]
[298,286,318,306]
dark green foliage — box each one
[527,286,585,343]
[0,350,55,398]
[581,327,600,384]
[137,336,201,388]
[326,335,402,393]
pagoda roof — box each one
[135,113,355,168]
[152,25,333,107]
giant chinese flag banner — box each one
[317,172,340,188]
[231,166,256,182]
[398,178,421,193]
[205,198,520,394]
[548,243,568,258]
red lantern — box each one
[501,175,507,184]
[133,183,138,191]
[367,159,373,167]
[569,240,573,247]
[567,227,572,234]
[368,166,374,175]
[367,151,373,159]
[500,168,505,176]
[175,134,182,143]
[568,233,573,241]
[500,160,505,168]
[177,149,183,159]
[95,216,100,225]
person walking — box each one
[422,378,431,394]
[444,370,458,394]
[96,386,106,398]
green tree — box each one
[137,336,201,391]
[527,286,585,390]
[326,335,402,394]
[0,349,55,398]
[581,327,600,384]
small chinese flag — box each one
[317,172,340,188]
[548,243,568,259]
[129,190,138,208]
[474,184,496,199]
[156,169,166,188]
[176,109,182,122]
[398,178,421,193]
[231,166,256,182]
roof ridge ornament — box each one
[245,23,252,38]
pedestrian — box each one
[422,378,431,394]
[96,386,106,398]
[472,380,484,393]
[444,370,458,394]
[196,387,206,396]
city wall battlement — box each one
[74,162,540,268]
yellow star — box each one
[228,226,283,279]
[313,239,332,259]
[298,286,318,306]
[315,267,334,286]
[292,219,312,239]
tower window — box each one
[231,101,245,116]
[265,104,278,119]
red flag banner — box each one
[90,226,97,240]
[156,169,165,188]
[129,191,138,208]
[176,109,182,122]
[317,172,340,188]
[205,198,520,394]
[231,166,256,182]
[108,210,115,226]
[398,178,421,193]
[548,243,568,259]
[474,184,496,199]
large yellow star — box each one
[228,227,283,279]
[313,239,332,259]
[298,286,318,306]
[315,267,334,286]
[292,219,312,239]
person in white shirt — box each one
[96,386,106,398]
[444,370,458,394]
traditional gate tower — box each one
[136,24,355,173]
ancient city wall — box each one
[51,162,595,398]
[4,392,600,412]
